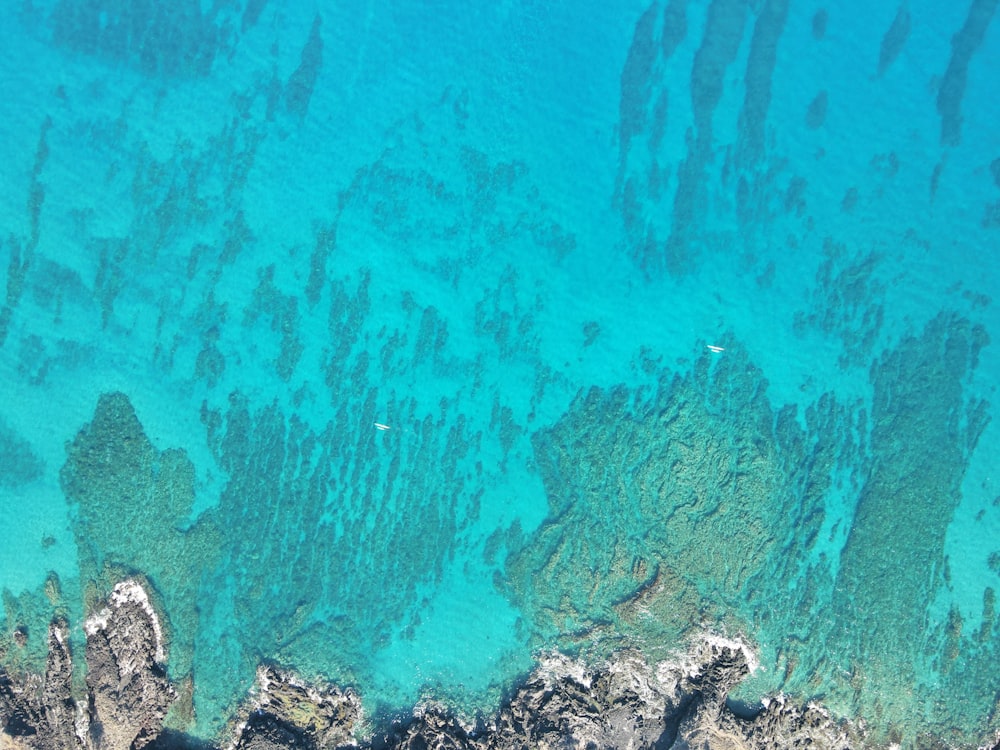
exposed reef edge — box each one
[2,579,998,750]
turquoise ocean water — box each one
[1,0,999,745]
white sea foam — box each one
[652,630,761,701]
[605,649,666,710]
[536,650,592,688]
[52,620,67,647]
[83,610,110,637]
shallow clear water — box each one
[1,0,999,745]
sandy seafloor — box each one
[1,0,999,746]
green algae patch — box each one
[0,574,63,677]
[507,318,1000,747]
[505,342,824,657]
[189,383,484,733]
[60,392,220,685]
[825,312,995,740]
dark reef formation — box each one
[3,579,998,750]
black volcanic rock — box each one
[0,619,80,750]
[230,666,362,750]
[382,708,477,750]
[488,650,677,750]
[233,711,315,750]
[222,639,859,750]
[41,620,79,750]
[9,578,998,749]
[83,581,176,750]
[1,579,175,750]
[2,617,857,750]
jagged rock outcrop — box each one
[375,638,828,750]
[669,640,860,750]
[1,579,175,750]
[722,696,857,749]
[682,690,859,750]
[3,618,857,750]
[230,708,326,750]
[230,666,361,750]
[380,707,476,750]
[83,580,176,750]
[487,649,684,750]
[9,584,991,750]
[40,621,79,750]
[0,619,80,750]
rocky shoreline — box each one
[0,579,995,750]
